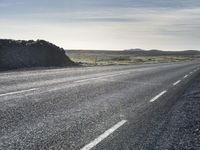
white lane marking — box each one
[75,72,129,83]
[75,76,113,83]
[173,80,181,86]
[80,120,127,150]
[184,75,188,78]
[0,88,38,97]
[149,90,167,102]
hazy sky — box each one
[1,0,200,50]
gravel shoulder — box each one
[154,75,200,149]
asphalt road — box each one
[0,62,199,150]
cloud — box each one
[0,1,200,50]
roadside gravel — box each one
[154,75,200,149]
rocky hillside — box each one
[0,39,75,71]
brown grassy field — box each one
[66,50,200,66]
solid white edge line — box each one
[173,80,181,86]
[0,88,38,97]
[80,120,127,150]
[149,90,167,102]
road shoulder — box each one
[153,75,200,149]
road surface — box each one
[0,62,199,150]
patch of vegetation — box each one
[67,51,200,66]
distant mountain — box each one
[66,49,200,56]
[124,49,200,56]
[124,48,145,52]
[0,39,75,71]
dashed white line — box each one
[149,90,167,102]
[75,72,129,83]
[75,75,117,83]
[0,88,38,97]
[184,75,188,78]
[173,80,181,86]
[75,77,108,83]
[80,120,127,150]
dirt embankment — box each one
[0,39,76,71]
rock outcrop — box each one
[0,39,75,71]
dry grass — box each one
[68,53,200,66]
